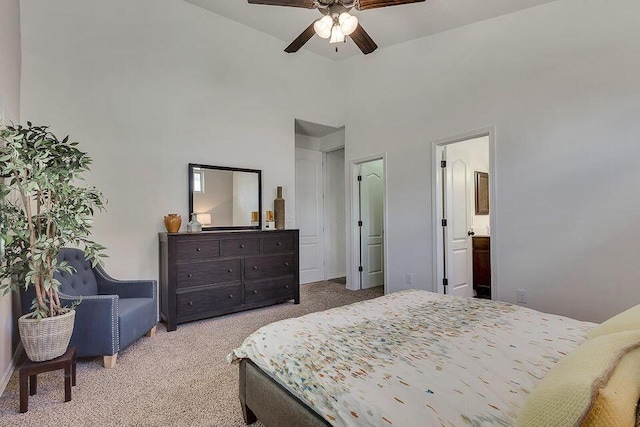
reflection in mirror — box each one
[189,164,261,230]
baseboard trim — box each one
[326,273,346,281]
[0,343,23,398]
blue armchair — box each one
[20,248,158,368]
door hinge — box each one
[443,278,448,289]
[357,175,362,182]
[358,266,364,272]
[358,220,363,227]
[441,219,447,227]
[441,160,447,168]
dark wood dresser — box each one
[159,229,299,331]
[472,236,491,299]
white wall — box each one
[20,0,342,282]
[0,0,21,395]
[343,0,640,322]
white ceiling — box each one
[295,119,343,138]
[184,0,557,60]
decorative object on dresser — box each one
[189,163,262,230]
[472,236,491,299]
[274,186,285,230]
[187,213,203,233]
[159,229,300,331]
[164,214,182,233]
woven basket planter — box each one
[18,310,76,362]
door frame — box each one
[431,127,498,300]
[347,153,388,293]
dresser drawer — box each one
[176,283,242,322]
[221,238,260,257]
[244,254,296,280]
[176,259,241,288]
[245,277,296,304]
[262,234,295,254]
[176,239,220,261]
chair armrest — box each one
[59,292,120,357]
[93,264,156,300]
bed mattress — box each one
[229,290,595,427]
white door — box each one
[360,160,384,289]
[295,148,325,284]
[444,144,473,297]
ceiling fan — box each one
[247,0,426,55]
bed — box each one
[228,290,596,426]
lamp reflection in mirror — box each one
[196,213,212,226]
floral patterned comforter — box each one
[228,290,595,427]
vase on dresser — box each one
[164,214,182,233]
[274,187,285,230]
[187,213,202,233]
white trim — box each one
[0,343,23,398]
[431,127,498,300]
[326,272,347,281]
[347,154,388,294]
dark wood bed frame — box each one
[239,359,331,427]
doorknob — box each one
[468,231,475,236]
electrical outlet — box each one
[516,289,528,304]
[406,273,413,284]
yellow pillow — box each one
[516,330,640,427]
[588,304,640,339]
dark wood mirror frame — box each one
[188,163,262,231]
[475,171,489,215]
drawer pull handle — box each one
[228,294,233,299]
[284,262,290,267]
[253,290,258,294]
[253,266,259,270]
[188,301,193,306]
[277,242,282,246]
[196,247,201,252]
[285,285,289,289]
[228,269,233,273]
[187,274,193,278]
[240,244,245,249]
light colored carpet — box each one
[0,281,383,426]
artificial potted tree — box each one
[0,122,106,362]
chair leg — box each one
[145,325,157,338]
[103,353,118,369]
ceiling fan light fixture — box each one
[329,25,345,44]
[339,12,358,36]
[314,15,333,39]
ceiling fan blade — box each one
[285,22,316,53]
[350,24,378,55]
[248,0,315,8]
[356,0,425,10]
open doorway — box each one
[294,119,346,284]
[350,156,386,291]
[432,129,496,299]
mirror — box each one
[188,163,262,230]
[475,171,489,215]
